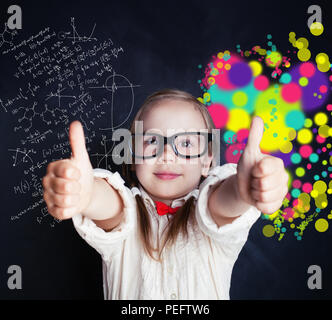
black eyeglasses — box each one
[128,131,213,159]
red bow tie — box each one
[154,201,181,216]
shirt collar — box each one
[131,184,199,210]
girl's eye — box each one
[144,136,158,145]
[180,139,193,148]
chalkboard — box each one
[1,0,331,299]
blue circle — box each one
[309,153,319,163]
[286,110,305,130]
[280,73,292,84]
[291,153,302,164]
[291,188,301,198]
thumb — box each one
[245,116,264,155]
[69,121,89,162]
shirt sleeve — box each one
[195,163,261,262]
[71,168,137,261]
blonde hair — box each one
[121,88,218,262]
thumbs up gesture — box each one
[236,116,289,214]
[42,121,94,220]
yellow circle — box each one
[280,141,293,153]
[315,218,329,232]
[296,37,309,49]
[314,112,328,125]
[298,48,311,62]
[225,64,231,70]
[288,128,297,141]
[310,22,324,36]
[289,32,296,38]
[316,53,329,65]
[262,224,275,237]
[248,61,262,76]
[203,92,211,102]
[318,125,330,138]
[310,189,318,198]
[313,180,327,194]
[226,109,250,132]
[297,128,313,144]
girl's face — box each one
[134,99,213,205]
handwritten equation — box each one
[1,17,141,228]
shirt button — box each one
[170,293,177,299]
[167,266,173,274]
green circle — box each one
[299,77,308,86]
[296,167,305,177]
[232,91,248,107]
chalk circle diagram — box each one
[89,72,141,131]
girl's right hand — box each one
[42,121,94,220]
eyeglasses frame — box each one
[128,131,214,159]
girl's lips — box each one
[154,173,181,180]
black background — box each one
[0,0,331,299]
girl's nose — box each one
[158,143,176,163]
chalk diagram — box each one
[89,70,141,130]
[57,17,97,44]
[0,23,17,48]
[8,148,36,167]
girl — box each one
[42,89,288,299]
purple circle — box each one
[270,150,293,168]
[228,62,252,87]
[290,62,330,112]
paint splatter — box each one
[197,27,331,241]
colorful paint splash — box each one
[197,24,332,241]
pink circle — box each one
[283,207,295,220]
[327,104,332,111]
[299,62,316,78]
[236,129,249,142]
[254,75,269,91]
[208,103,229,129]
[307,163,312,169]
[281,83,302,103]
[302,182,313,193]
[316,135,326,144]
[213,55,241,90]
[319,85,328,93]
[292,179,302,189]
[322,147,327,152]
[299,145,312,158]
[225,143,245,164]
[286,192,291,200]
[293,199,299,207]
[329,75,332,82]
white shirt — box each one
[72,163,261,300]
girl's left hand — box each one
[236,116,289,214]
